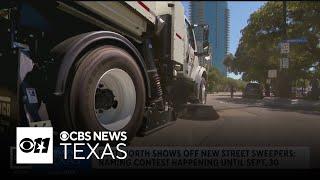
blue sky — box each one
[182,1,266,79]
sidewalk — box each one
[263,97,320,111]
[210,91,242,97]
[210,92,320,112]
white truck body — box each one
[73,1,205,83]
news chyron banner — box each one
[92,147,310,169]
[10,127,311,173]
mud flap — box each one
[0,48,51,140]
[19,50,51,126]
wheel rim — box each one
[94,68,136,131]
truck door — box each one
[184,19,196,77]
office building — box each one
[190,1,230,76]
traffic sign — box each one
[280,42,289,54]
[285,38,308,44]
[278,38,308,49]
[268,70,277,78]
[280,58,289,69]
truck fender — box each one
[50,31,151,97]
[195,66,207,89]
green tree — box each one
[223,53,235,72]
[207,66,247,92]
[232,2,320,93]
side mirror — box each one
[202,25,210,56]
[192,24,210,57]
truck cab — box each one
[154,1,209,105]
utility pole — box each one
[279,1,291,98]
[283,1,287,40]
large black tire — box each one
[51,45,146,142]
[199,77,207,104]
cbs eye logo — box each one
[16,127,53,164]
[19,138,50,153]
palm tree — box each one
[223,53,235,72]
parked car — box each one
[243,83,264,99]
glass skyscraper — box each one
[190,1,230,76]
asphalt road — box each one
[132,92,320,168]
